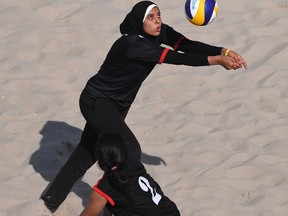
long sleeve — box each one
[162,50,209,66]
[177,38,222,56]
[160,23,222,56]
[127,36,209,66]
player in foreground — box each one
[80,131,180,216]
[41,1,247,213]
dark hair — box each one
[95,131,128,189]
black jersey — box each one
[94,171,180,216]
[84,23,222,109]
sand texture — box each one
[1,0,288,215]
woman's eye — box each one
[146,13,161,21]
[147,15,154,20]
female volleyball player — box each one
[80,131,180,216]
[41,1,247,213]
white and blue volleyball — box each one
[185,0,218,26]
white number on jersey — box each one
[138,176,162,205]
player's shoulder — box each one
[120,34,150,44]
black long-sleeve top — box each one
[84,23,222,109]
[94,165,180,216]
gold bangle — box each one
[225,49,230,56]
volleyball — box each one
[185,0,218,26]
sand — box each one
[1,0,288,215]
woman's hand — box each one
[222,48,248,70]
[208,49,248,70]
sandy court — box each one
[0,0,288,215]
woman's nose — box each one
[155,17,161,23]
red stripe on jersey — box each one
[93,185,115,206]
[159,48,169,64]
[173,36,186,51]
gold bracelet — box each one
[225,49,230,56]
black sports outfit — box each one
[41,1,222,213]
[94,163,180,216]
[85,23,221,110]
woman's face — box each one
[143,7,162,36]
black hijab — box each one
[120,1,158,38]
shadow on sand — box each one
[30,120,166,207]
